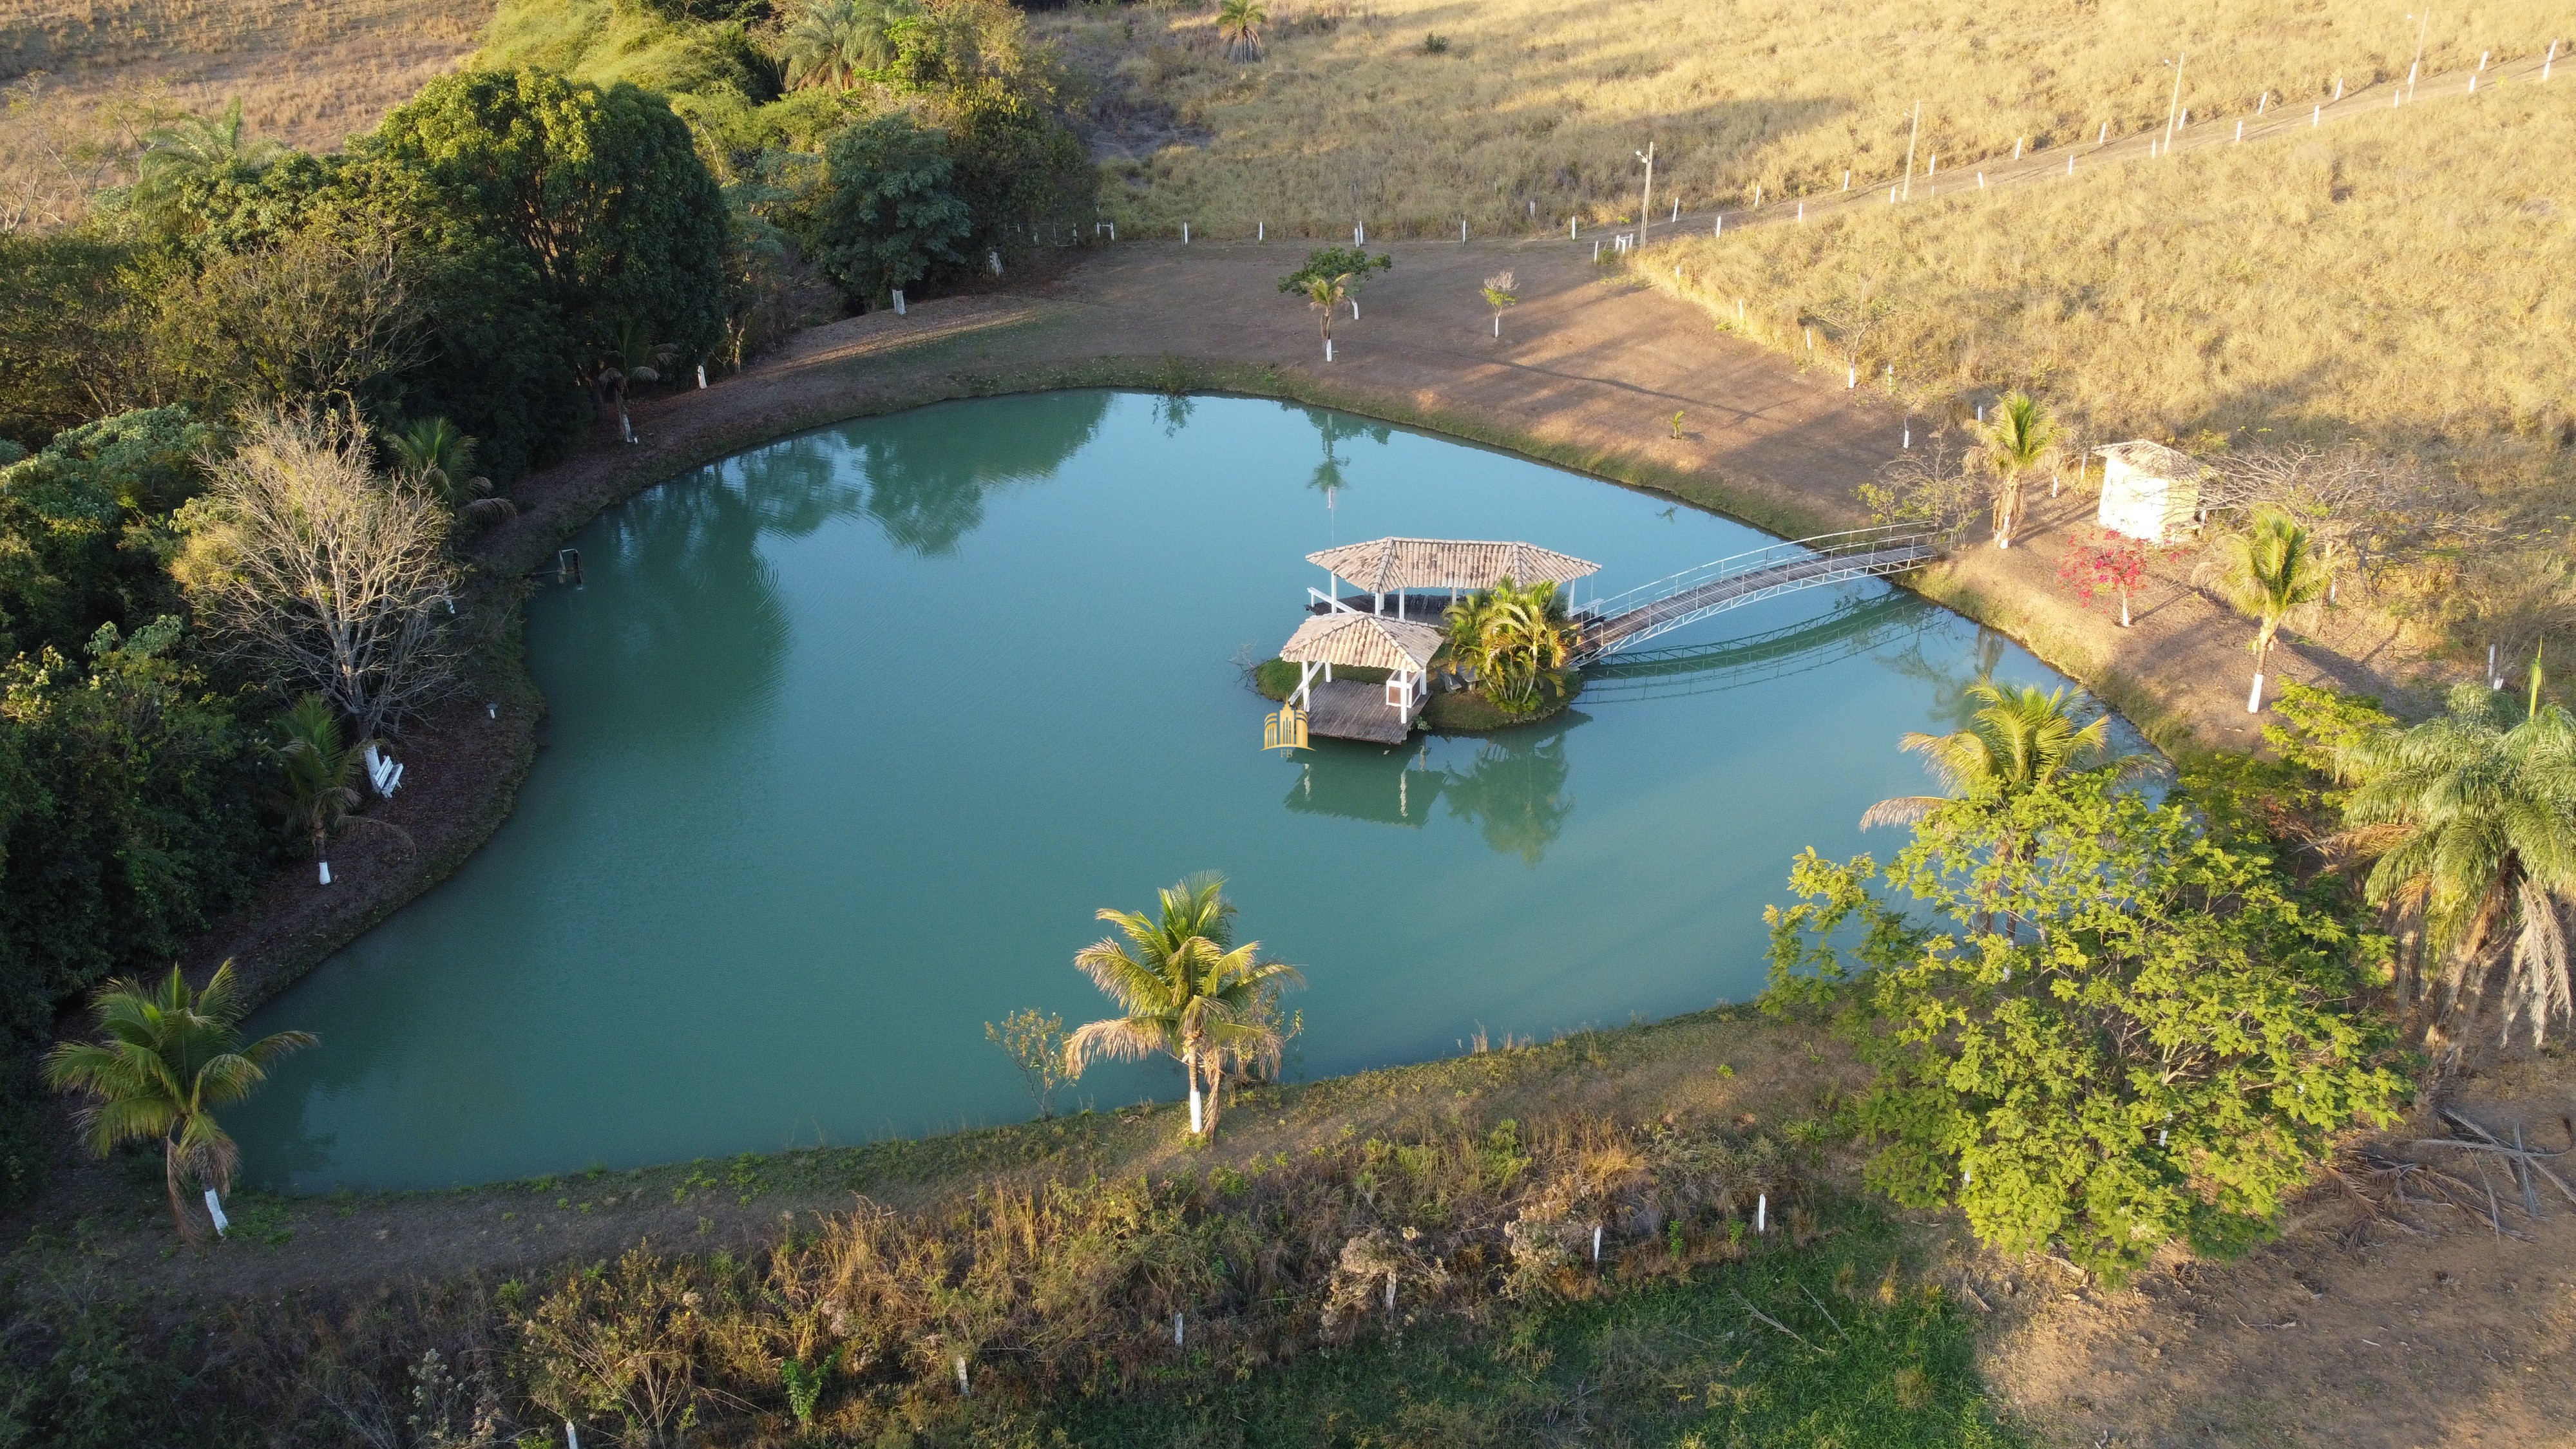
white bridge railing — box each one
[1570,524,1945,662]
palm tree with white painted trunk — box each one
[2204,506,2329,713]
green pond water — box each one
[236,392,2121,1191]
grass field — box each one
[1042,0,2567,240]
[1642,75,2576,457]
[0,0,488,227]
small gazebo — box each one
[1277,612,1446,744]
[1306,537,1601,620]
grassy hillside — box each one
[1040,0,2566,238]
[1639,75,2576,663]
[0,0,488,227]
[1645,77,2576,456]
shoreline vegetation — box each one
[1252,654,1581,732]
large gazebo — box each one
[1306,537,1601,621]
[1277,612,1447,744]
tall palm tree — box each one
[782,0,917,90]
[1065,875,1302,1137]
[1216,0,1269,61]
[2203,505,2330,713]
[273,695,408,880]
[1303,271,1353,354]
[44,963,314,1242]
[2337,683,2576,1051]
[388,417,514,528]
[1861,680,2110,828]
[1967,392,2056,550]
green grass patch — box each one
[1042,1202,2018,1448]
[1422,672,1582,733]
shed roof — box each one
[1306,537,1601,594]
[2093,440,2207,480]
[1279,614,1446,673]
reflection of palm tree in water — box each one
[1301,409,1390,542]
[1880,621,2008,733]
[1442,724,1578,866]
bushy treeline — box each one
[0,0,1095,1205]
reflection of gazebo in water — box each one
[1283,538,1601,744]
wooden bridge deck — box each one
[1301,679,1413,744]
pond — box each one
[234,392,2117,1191]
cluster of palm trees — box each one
[1860,656,2576,1054]
[1442,578,1578,715]
[781,0,921,91]
[1064,875,1302,1139]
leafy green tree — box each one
[1065,875,1302,1138]
[1482,269,1517,337]
[1965,392,2056,550]
[2337,683,2576,1050]
[940,79,1097,269]
[43,961,313,1242]
[1862,680,2110,829]
[0,232,155,450]
[814,113,971,305]
[0,407,215,659]
[360,68,727,481]
[2202,506,2330,714]
[1766,771,2405,1280]
[1277,245,1390,299]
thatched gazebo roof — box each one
[1306,537,1600,595]
[1278,614,1446,673]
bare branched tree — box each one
[1802,270,1897,383]
[155,224,426,412]
[1857,427,1979,540]
[2201,443,2444,595]
[176,409,463,738]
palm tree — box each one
[2203,506,2330,713]
[1303,271,1353,355]
[1450,578,1575,714]
[131,97,284,212]
[44,963,314,1242]
[1064,875,1302,1137]
[1216,0,1269,61]
[596,319,675,444]
[2337,683,2576,1051]
[782,0,918,90]
[1861,679,2110,828]
[388,417,515,529]
[1966,392,2056,550]
[1482,270,1518,339]
[273,694,408,880]
[1440,589,1500,688]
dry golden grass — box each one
[1641,77,2576,462]
[1043,0,2566,239]
[1,0,490,227]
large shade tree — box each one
[814,114,972,307]
[358,68,727,480]
[1770,772,2405,1280]
[2337,682,2576,1051]
[44,962,313,1242]
[1064,875,1301,1138]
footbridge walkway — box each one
[1567,524,1947,663]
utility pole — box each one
[2406,11,2429,98]
[1634,141,1655,246]
[2162,53,2186,154]
[1900,102,1921,200]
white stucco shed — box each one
[2094,441,2206,545]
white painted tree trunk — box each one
[2119,591,2131,628]
[1188,1080,1203,1135]
[2247,671,2266,712]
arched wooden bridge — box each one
[1569,524,1947,664]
